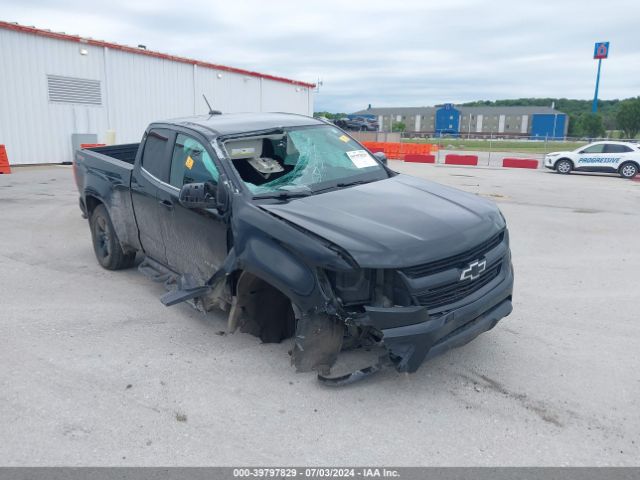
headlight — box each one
[326,269,373,306]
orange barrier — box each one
[399,143,434,155]
[386,143,401,159]
[0,145,11,174]
[80,143,107,149]
[502,157,539,169]
[361,141,438,160]
[362,141,386,154]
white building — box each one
[0,21,315,165]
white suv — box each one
[544,141,640,179]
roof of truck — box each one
[163,112,325,136]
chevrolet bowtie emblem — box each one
[460,259,487,281]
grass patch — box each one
[402,138,588,154]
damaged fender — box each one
[211,207,352,373]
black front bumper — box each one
[356,265,514,373]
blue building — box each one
[529,113,567,139]
[352,104,569,138]
[435,103,460,136]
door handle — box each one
[159,199,174,210]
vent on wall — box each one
[47,75,102,105]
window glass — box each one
[580,144,605,154]
[225,125,388,195]
[169,134,219,188]
[141,130,170,180]
[605,144,632,153]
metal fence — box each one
[349,131,402,143]
[395,133,639,168]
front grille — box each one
[414,260,502,310]
[402,230,504,279]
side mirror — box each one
[179,182,217,209]
[373,151,388,165]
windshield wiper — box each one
[314,179,375,194]
[336,179,374,188]
[253,187,313,200]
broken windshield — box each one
[222,125,388,196]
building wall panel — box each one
[0,26,314,165]
[106,48,195,144]
[195,67,262,114]
[0,29,107,164]
[260,80,311,115]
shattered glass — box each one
[237,126,385,194]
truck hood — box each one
[260,174,505,268]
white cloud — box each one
[3,0,638,112]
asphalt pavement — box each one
[0,163,638,466]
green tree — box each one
[567,113,580,136]
[460,98,622,132]
[576,113,605,138]
[392,121,406,132]
[314,111,348,120]
[616,98,640,139]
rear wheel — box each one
[556,159,572,174]
[90,204,136,270]
[619,162,639,179]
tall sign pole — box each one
[592,41,609,113]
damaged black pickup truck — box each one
[74,112,513,385]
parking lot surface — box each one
[1,162,639,466]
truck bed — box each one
[86,143,140,164]
[74,143,141,252]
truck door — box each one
[156,132,228,285]
[130,128,174,266]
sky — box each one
[2,0,639,112]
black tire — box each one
[619,162,639,179]
[555,159,573,174]
[90,204,136,270]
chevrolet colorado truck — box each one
[73,112,514,385]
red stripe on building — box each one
[0,21,316,88]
